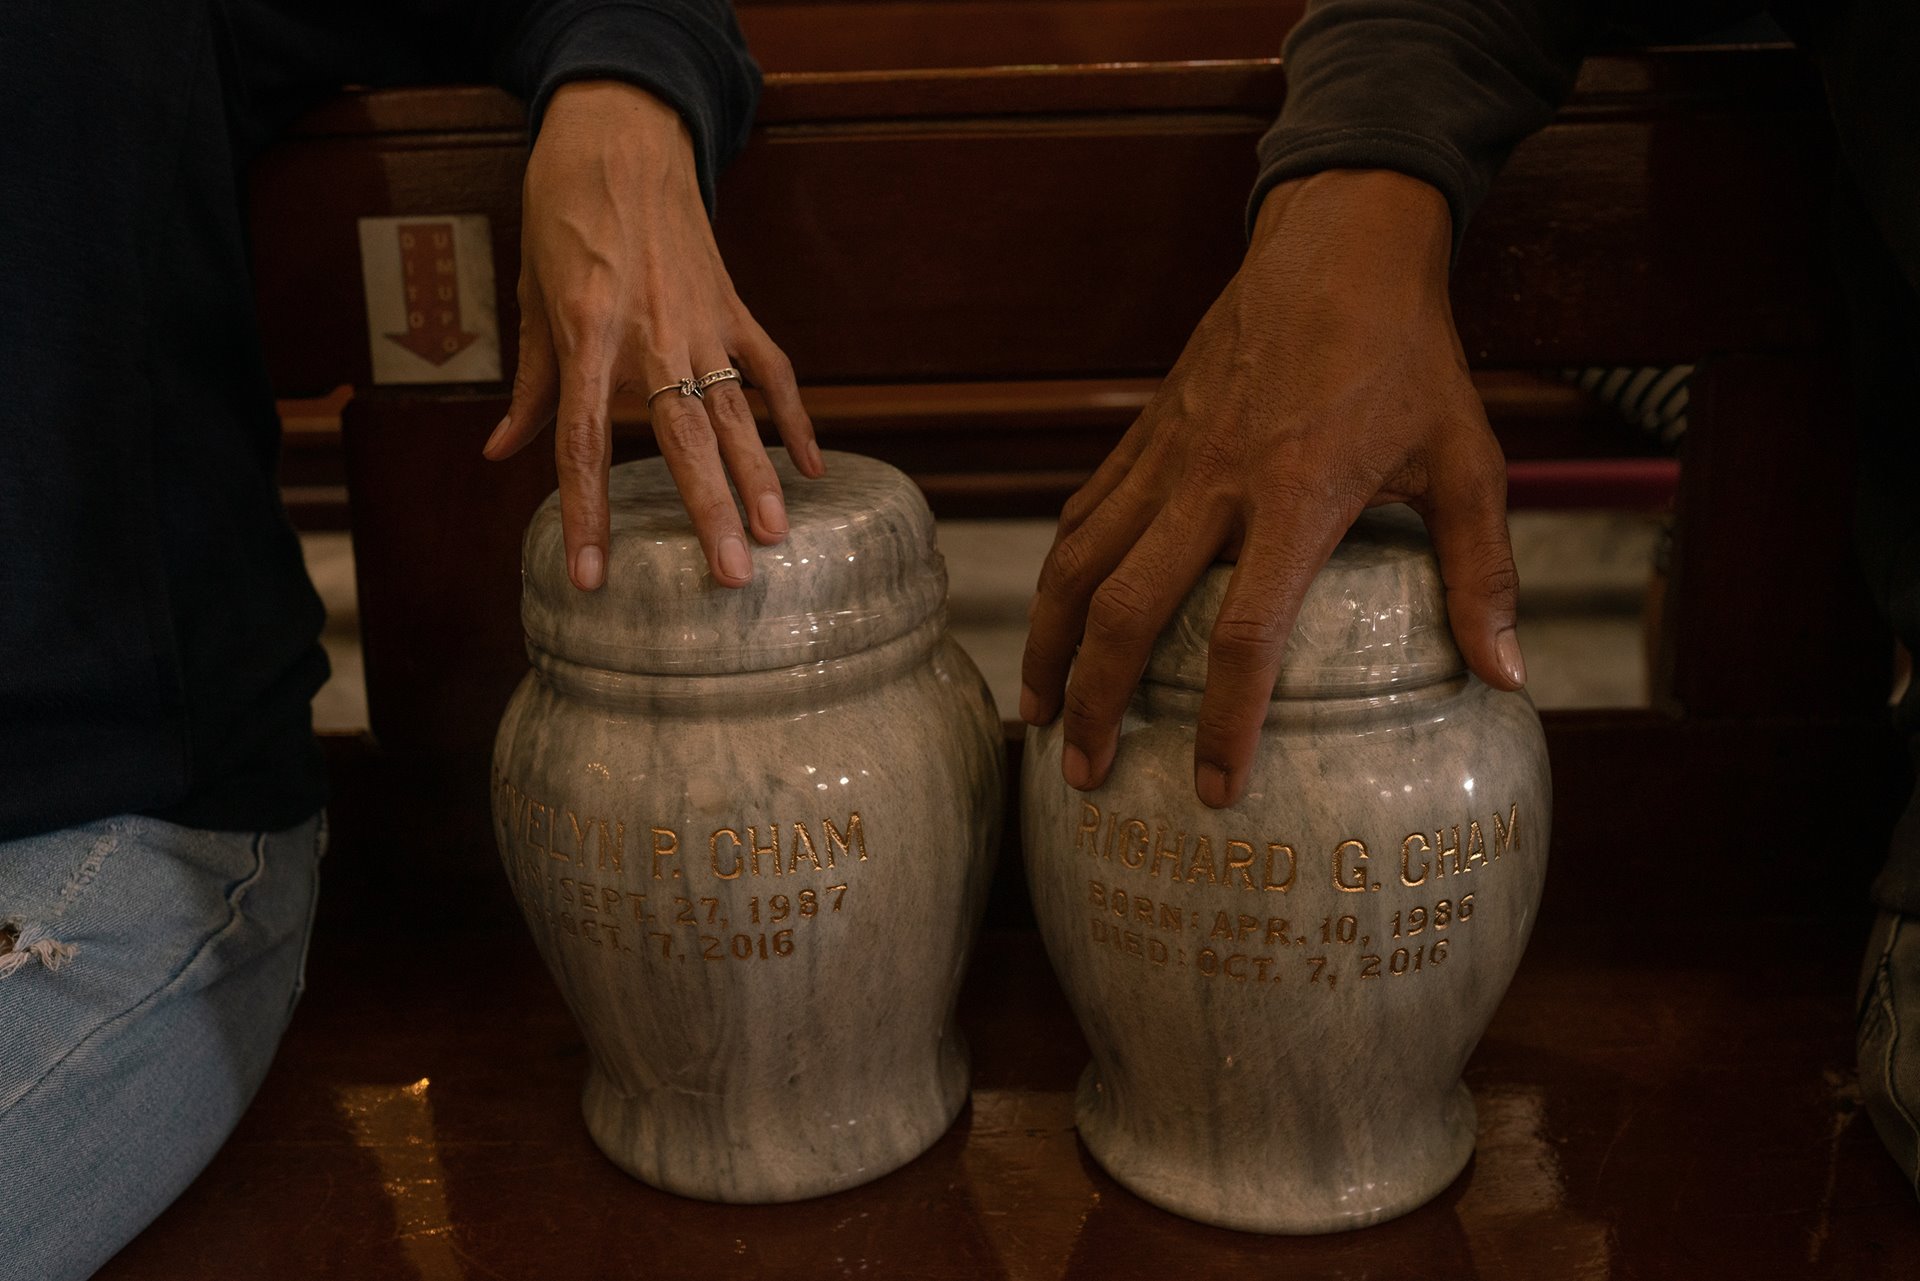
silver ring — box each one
[693,366,741,393]
[645,378,702,407]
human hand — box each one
[484,80,820,591]
[1019,169,1523,808]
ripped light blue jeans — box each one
[0,812,324,1281]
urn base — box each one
[579,1030,973,1203]
[1074,1066,1477,1234]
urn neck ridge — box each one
[527,615,947,710]
[1145,506,1465,700]
[519,452,946,676]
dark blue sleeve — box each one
[223,0,761,210]
[498,1,761,208]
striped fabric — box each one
[1563,365,1694,451]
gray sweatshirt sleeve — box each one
[1251,0,1607,253]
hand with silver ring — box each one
[482,83,821,591]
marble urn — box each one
[492,452,1004,1202]
[1022,506,1551,1233]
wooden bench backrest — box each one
[252,48,1899,922]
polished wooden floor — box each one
[100,912,1918,1279]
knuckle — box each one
[695,495,738,530]
[656,404,711,454]
[1058,487,1099,532]
[1038,533,1097,597]
[1454,462,1508,512]
[1473,558,1521,606]
[511,363,544,403]
[1060,677,1108,730]
[1021,641,1061,685]
[1441,435,1509,504]
[1209,614,1281,676]
[1193,708,1251,754]
[708,385,758,433]
[1083,577,1155,649]
[759,345,796,384]
[557,422,605,472]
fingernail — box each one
[1019,683,1044,725]
[574,545,604,590]
[1063,744,1092,791]
[806,441,824,474]
[757,492,788,538]
[1496,628,1527,688]
[483,415,511,456]
[719,534,752,582]
[1196,762,1231,809]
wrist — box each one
[545,80,692,152]
[1249,169,1453,290]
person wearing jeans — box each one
[0,2,811,1275]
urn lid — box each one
[520,451,945,675]
[1145,505,1466,698]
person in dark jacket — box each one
[0,4,813,1276]
[1017,0,1920,1195]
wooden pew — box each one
[98,47,1920,1280]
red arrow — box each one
[386,221,480,365]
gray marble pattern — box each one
[520,451,948,675]
[495,455,1004,1202]
[1024,507,1552,1233]
[1148,505,1465,698]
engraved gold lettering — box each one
[1224,840,1257,890]
[789,822,824,874]
[822,812,867,865]
[1262,843,1296,892]
[1493,804,1519,857]
[748,824,781,877]
[1465,820,1488,871]
[710,829,743,880]
[1077,802,1102,857]
[1149,826,1184,879]
[596,820,624,872]
[1210,911,1235,941]
[1401,832,1431,886]
[1434,826,1462,877]
[1186,836,1220,885]
[1333,839,1370,893]
[1121,820,1149,870]
[529,802,560,861]
[649,827,680,880]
